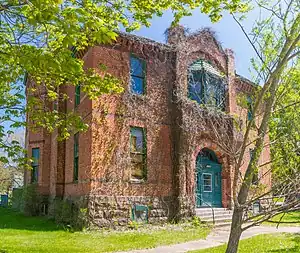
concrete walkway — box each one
[118,226,300,253]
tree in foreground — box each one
[224,1,300,252]
[0,0,248,165]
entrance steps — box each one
[196,208,233,227]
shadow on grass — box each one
[268,221,300,225]
[270,233,300,253]
[0,207,63,231]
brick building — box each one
[25,26,271,226]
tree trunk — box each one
[225,208,244,253]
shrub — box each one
[128,220,139,230]
[191,216,202,227]
[21,184,42,216]
[11,188,23,210]
[54,198,87,230]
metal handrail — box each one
[198,198,216,225]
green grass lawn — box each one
[191,233,300,253]
[0,207,210,253]
[251,211,300,226]
[267,211,300,225]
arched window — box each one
[188,60,226,110]
[198,148,219,163]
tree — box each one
[0,132,24,192]
[0,0,248,164]
[224,1,300,252]
[0,162,12,193]
[270,64,300,181]
[0,160,23,193]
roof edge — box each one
[236,73,259,87]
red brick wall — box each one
[62,52,93,197]
[25,80,51,195]
[26,129,51,195]
[233,78,272,190]
[167,28,272,209]
[25,30,272,213]
[88,44,174,197]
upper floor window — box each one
[75,84,80,107]
[53,100,58,111]
[130,127,147,181]
[130,56,146,95]
[74,133,79,182]
[31,148,40,183]
[247,95,253,121]
[188,59,226,110]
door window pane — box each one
[215,173,219,187]
[203,173,212,192]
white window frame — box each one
[203,173,213,193]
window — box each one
[188,59,226,110]
[53,100,58,111]
[31,148,40,183]
[130,127,147,181]
[247,95,253,121]
[53,87,59,111]
[131,205,148,223]
[250,149,258,185]
[130,56,146,95]
[215,172,219,187]
[203,173,212,192]
[74,133,79,182]
[71,46,77,58]
[75,84,80,107]
[199,148,219,163]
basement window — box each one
[130,56,146,95]
[130,127,147,181]
[188,59,226,110]
[131,205,148,223]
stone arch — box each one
[186,51,227,75]
[187,139,231,208]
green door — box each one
[196,154,222,207]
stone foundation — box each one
[44,194,197,228]
[87,195,175,227]
[178,196,195,219]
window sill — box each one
[129,92,146,100]
[130,151,145,155]
[130,178,146,184]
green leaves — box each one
[0,0,248,165]
[270,60,300,180]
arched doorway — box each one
[195,148,222,207]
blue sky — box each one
[134,9,260,79]
[3,9,261,136]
